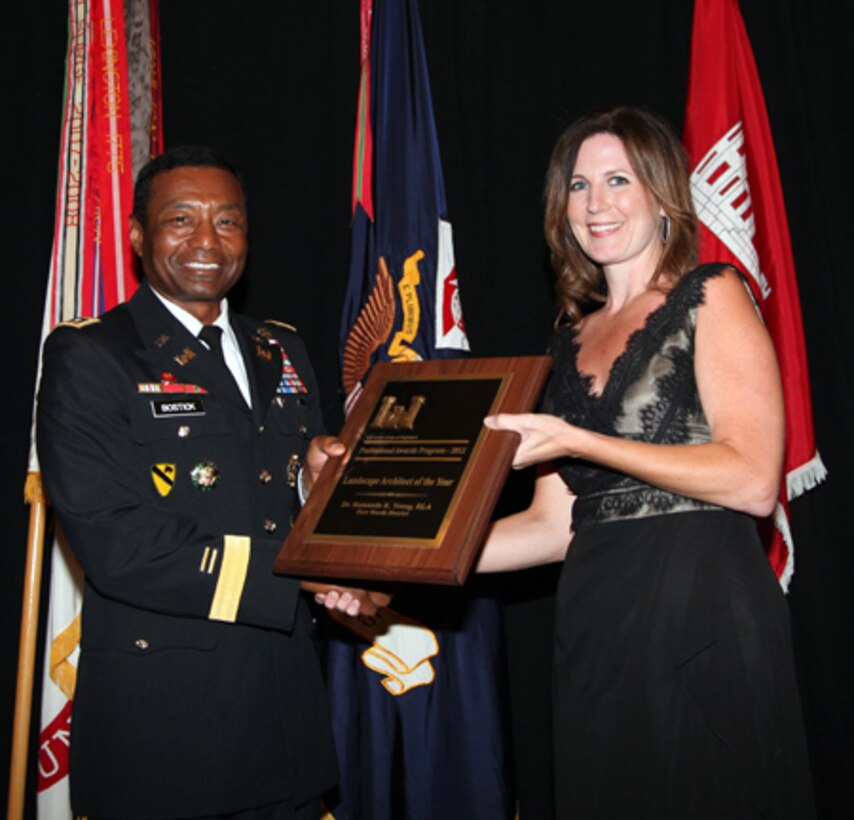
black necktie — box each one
[198,324,249,406]
[198,324,227,367]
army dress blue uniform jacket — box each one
[37,283,337,818]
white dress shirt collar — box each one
[147,283,253,408]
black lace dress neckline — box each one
[541,263,729,528]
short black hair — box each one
[132,145,244,225]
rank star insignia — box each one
[190,460,220,491]
[151,463,177,497]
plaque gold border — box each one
[274,355,551,585]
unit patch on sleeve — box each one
[151,463,177,497]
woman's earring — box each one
[660,214,671,244]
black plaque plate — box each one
[274,356,551,584]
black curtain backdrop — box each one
[3,1,852,817]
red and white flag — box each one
[31,2,162,814]
[683,0,825,589]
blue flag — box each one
[339,0,469,412]
[326,1,513,817]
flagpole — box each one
[7,473,49,820]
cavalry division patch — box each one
[151,463,177,497]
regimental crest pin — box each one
[190,460,220,491]
[151,463,177,497]
[174,346,197,366]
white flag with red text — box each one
[33,1,161,814]
[683,0,825,589]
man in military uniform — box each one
[37,146,385,819]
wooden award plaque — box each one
[274,355,551,585]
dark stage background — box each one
[3,1,852,817]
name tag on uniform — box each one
[150,397,206,418]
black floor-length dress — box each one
[541,264,815,819]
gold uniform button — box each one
[135,639,150,650]
[259,469,273,484]
[264,518,277,533]
[298,424,308,436]
[258,425,266,435]
[287,454,301,488]
[178,425,191,438]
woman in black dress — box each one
[478,107,815,819]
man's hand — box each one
[300,581,393,618]
[303,435,347,497]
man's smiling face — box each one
[130,165,248,323]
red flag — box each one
[351,0,374,219]
[33,2,162,814]
[683,0,825,588]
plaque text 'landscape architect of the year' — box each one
[315,378,500,542]
[274,356,551,584]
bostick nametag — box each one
[150,397,206,418]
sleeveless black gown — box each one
[540,264,815,819]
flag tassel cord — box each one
[7,473,48,820]
[787,451,827,501]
